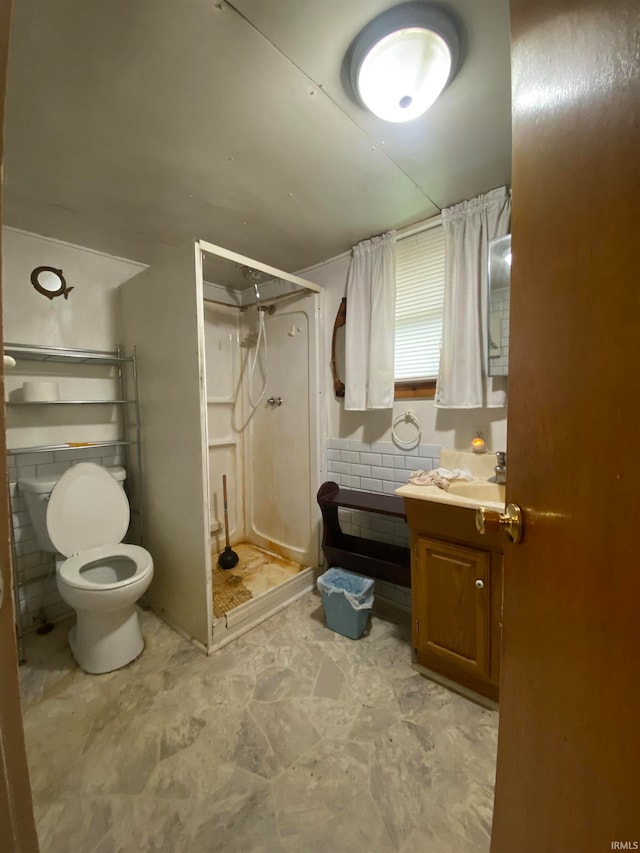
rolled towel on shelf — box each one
[23,380,59,402]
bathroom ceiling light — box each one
[347,2,462,123]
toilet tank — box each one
[18,466,127,553]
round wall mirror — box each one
[31,266,74,300]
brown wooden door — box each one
[414,536,490,679]
[492,1,640,850]
[0,1,39,850]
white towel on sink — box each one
[408,467,473,490]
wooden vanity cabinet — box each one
[404,498,503,702]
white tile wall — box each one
[326,438,440,498]
[8,447,126,633]
[374,579,411,611]
[324,438,442,613]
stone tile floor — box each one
[20,592,497,852]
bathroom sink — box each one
[447,481,506,502]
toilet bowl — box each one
[21,462,153,674]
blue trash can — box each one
[317,568,374,640]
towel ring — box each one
[391,410,421,449]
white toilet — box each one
[19,462,153,674]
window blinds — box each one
[394,225,445,381]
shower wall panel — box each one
[119,241,212,648]
[245,305,317,566]
[203,303,243,553]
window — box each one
[394,224,445,398]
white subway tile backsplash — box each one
[378,518,395,534]
[21,562,53,583]
[35,461,71,478]
[15,465,36,480]
[375,579,411,610]
[16,539,39,557]
[419,444,441,458]
[13,526,35,544]
[102,454,125,468]
[369,441,392,454]
[22,553,47,570]
[12,511,29,528]
[402,445,423,457]
[367,516,383,533]
[15,451,55,467]
[10,496,26,513]
[329,461,350,475]
[359,452,382,466]
[351,464,371,477]
[360,477,382,491]
[369,466,388,481]
[405,456,436,470]
[376,581,390,598]
[324,438,441,504]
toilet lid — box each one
[47,462,130,557]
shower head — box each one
[241,265,275,309]
[241,266,272,285]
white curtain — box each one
[345,231,396,410]
[435,186,511,409]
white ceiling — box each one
[4,0,511,274]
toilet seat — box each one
[47,462,130,557]
[58,543,153,591]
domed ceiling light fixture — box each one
[347,2,462,123]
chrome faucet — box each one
[494,451,507,485]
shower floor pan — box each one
[210,542,316,651]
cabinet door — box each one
[414,537,491,679]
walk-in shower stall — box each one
[119,240,323,651]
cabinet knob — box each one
[475,579,484,589]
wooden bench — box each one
[317,481,411,588]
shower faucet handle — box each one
[267,397,283,407]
